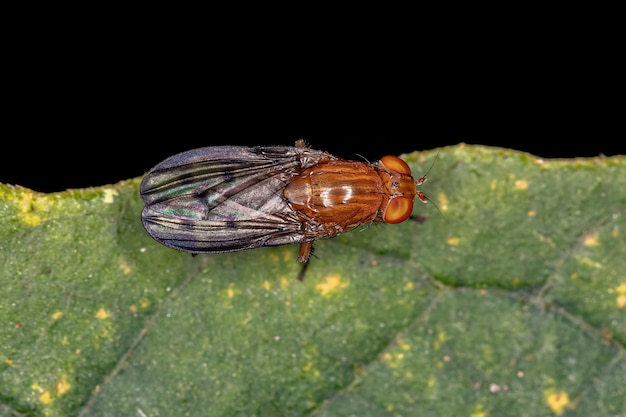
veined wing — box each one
[140,145,333,254]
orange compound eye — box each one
[380,155,412,175]
[383,196,414,224]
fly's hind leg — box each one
[296,242,314,281]
[296,260,310,281]
[298,242,313,263]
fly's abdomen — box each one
[283,160,385,231]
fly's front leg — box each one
[409,214,428,223]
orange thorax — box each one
[284,160,385,228]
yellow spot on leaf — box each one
[39,391,52,404]
[14,191,50,226]
[616,283,626,308]
[447,236,460,246]
[470,403,486,417]
[427,374,436,388]
[384,351,406,368]
[437,192,449,212]
[119,262,131,275]
[545,390,570,414]
[302,363,312,372]
[578,257,603,269]
[614,283,626,295]
[5,359,13,366]
[141,299,150,308]
[397,338,411,351]
[24,214,42,226]
[515,179,529,190]
[433,332,446,350]
[512,277,520,286]
[95,308,110,320]
[316,274,348,296]
[280,277,290,289]
[102,188,118,203]
[490,179,497,190]
[227,287,235,298]
[57,375,71,395]
[52,311,63,320]
[129,305,138,313]
[570,272,578,279]
[583,232,599,247]
[528,209,536,217]
[611,226,619,238]
[263,280,271,291]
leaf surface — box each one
[1,145,624,417]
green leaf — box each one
[1,145,624,417]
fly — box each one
[140,140,428,267]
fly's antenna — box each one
[422,193,444,219]
[415,152,444,220]
[421,151,439,179]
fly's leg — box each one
[297,242,312,263]
[409,215,428,223]
[296,259,310,281]
[296,242,313,281]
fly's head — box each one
[378,155,429,224]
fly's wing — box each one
[140,145,332,254]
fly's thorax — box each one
[283,160,385,230]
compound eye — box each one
[380,155,412,175]
[383,196,414,224]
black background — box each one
[4,98,622,194]
[3,37,623,193]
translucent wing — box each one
[139,145,333,254]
